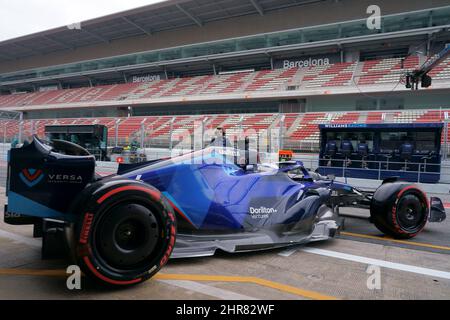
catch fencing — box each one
[0,111,22,196]
[2,110,450,185]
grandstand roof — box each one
[0,0,325,64]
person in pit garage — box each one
[340,135,354,166]
[210,127,231,148]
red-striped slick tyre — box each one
[69,179,176,287]
[370,182,429,239]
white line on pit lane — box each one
[158,280,257,300]
[0,229,41,248]
[278,247,298,257]
[279,246,450,280]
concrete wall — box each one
[306,95,359,112]
[1,0,448,73]
[306,91,450,112]
[403,91,450,109]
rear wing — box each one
[4,137,96,223]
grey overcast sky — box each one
[0,0,164,41]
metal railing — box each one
[0,111,22,195]
[107,113,450,156]
[317,157,442,183]
[0,143,9,193]
[3,111,450,163]
[283,139,320,153]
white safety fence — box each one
[0,143,8,194]
[292,154,450,185]
[3,111,450,155]
[1,111,21,195]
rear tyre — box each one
[69,180,176,287]
[370,183,429,239]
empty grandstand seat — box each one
[300,62,356,88]
[358,56,420,86]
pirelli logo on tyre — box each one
[80,213,94,244]
[159,211,176,268]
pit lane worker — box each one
[210,127,231,147]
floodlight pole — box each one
[202,117,209,149]
[31,120,35,136]
[444,112,449,160]
[149,123,154,148]
[169,117,176,152]
[140,118,147,149]
[115,119,121,147]
[279,114,285,150]
[18,113,24,143]
[238,115,245,150]
[35,120,40,138]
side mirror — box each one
[246,164,256,172]
[429,197,446,223]
[327,174,335,181]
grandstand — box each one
[1,0,450,153]
[2,55,450,112]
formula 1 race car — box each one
[3,137,446,287]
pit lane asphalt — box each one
[0,187,449,299]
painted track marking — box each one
[0,269,337,300]
[277,247,298,257]
[340,231,450,251]
[301,247,450,280]
[155,274,337,300]
[158,280,257,300]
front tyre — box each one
[70,180,176,287]
[370,183,429,239]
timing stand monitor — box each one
[318,123,443,183]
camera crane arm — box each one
[406,43,450,90]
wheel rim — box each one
[115,220,147,251]
[95,202,161,270]
[396,194,426,232]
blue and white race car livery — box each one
[3,137,446,287]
